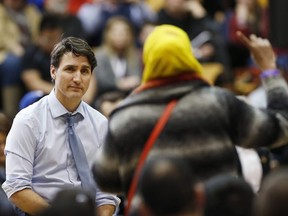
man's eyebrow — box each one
[63,64,76,68]
[81,65,90,69]
[64,64,90,68]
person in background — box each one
[204,174,255,216]
[0,111,12,184]
[0,0,41,118]
[21,13,63,96]
[2,37,120,216]
[135,156,204,216]
[92,25,288,211]
[93,16,142,101]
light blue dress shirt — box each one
[2,90,120,208]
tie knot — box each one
[67,114,77,127]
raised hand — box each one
[236,31,277,71]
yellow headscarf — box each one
[142,24,203,83]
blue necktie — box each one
[67,114,96,196]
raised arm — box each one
[237,31,288,110]
[229,32,288,149]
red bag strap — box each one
[125,99,178,215]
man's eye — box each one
[81,69,90,74]
[65,67,74,72]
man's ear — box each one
[50,65,56,80]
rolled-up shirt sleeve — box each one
[96,188,121,208]
[2,113,36,198]
[2,152,34,198]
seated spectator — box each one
[135,156,204,216]
[0,0,41,118]
[21,13,63,95]
[93,16,142,100]
[0,111,12,184]
[204,174,255,216]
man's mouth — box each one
[69,86,82,90]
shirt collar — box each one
[48,89,85,119]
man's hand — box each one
[236,31,277,71]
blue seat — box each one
[19,90,45,110]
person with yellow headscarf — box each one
[92,25,288,215]
[142,24,203,82]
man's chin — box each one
[68,92,84,100]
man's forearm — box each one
[10,188,50,215]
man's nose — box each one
[73,71,81,82]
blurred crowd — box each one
[1,0,284,120]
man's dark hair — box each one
[50,37,97,71]
[204,174,255,216]
[139,156,197,216]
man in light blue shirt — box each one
[2,37,120,215]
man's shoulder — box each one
[82,102,107,121]
[17,96,48,120]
